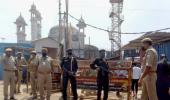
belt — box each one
[4,69,15,72]
[149,71,156,73]
[18,69,22,71]
[30,71,36,73]
[38,71,51,75]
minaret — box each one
[29,3,42,41]
[76,16,86,49]
[14,14,27,43]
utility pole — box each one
[59,0,61,42]
[89,36,91,59]
[63,13,66,57]
[65,0,69,49]
[78,30,80,58]
[58,0,63,58]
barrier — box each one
[51,59,62,92]
[52,72,61,92]
[76,60,132,100]
[51,60,132,100]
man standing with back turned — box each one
[139,38,158,100]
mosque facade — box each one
[14,4,88,58]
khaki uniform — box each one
[28,57,38,97]
[37,56,53,100]
[141,47,158,100]
[1,55,16,99]
[15,57,27,93]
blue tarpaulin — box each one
[0,43,32,80]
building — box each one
[0,4,102,80]
[14,14,27,43]
[32,37,60,59]
[47,24,86,58]
[84,45,99,59]
[29,3,42,41]
[6,3,99,60]
[13,4,91,58]
[14,3,42,43]
[123,32,170,60]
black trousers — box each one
[97,76,109,100]
[62,75,78,100]
[131,79,139,94]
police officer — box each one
[1,48,17,100]
[37,48,53,100]
[15,52,27,93]
[90,49,110,100]
[28,50,38,99]
[139,38,158,100]
[61,49,78,100]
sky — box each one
[0,0,170,50]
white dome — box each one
[48,25,80,40]
[15,14,27,25]
[48,26,60,39]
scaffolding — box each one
[109,0,124,58]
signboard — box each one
[77,60,132,92]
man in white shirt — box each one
[131,63,141,97]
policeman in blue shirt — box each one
[61,49,78,100]
[90,49,110,100]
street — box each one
[0,81,142,100]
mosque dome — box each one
[15,14,27,25]
[48,26,60,39]
[48,25,79,40]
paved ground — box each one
[0,81,142,100]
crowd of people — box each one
[1,46,112,100]
[1,48,57,100]
[1,37,170,100]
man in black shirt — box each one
[90,49,110,100]
[61,49,78,100]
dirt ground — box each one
[0,81,142,100]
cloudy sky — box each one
[0,0,170,50]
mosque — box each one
[0,3,100,80]
[14,3,99,59]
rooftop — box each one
[123,32,170,50]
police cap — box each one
[99,49,106,53]
[31,50,37,54]
[161,54,166,57]
[42,48,48,52]
[141,38,152,43]
[66,49,72,52]
[17,51,22,54]
[5,48,12,52]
